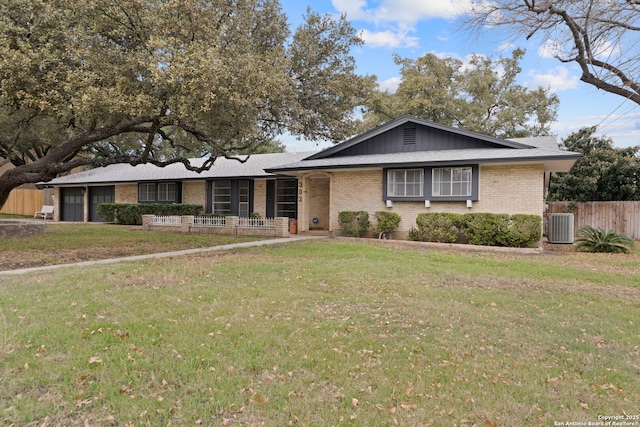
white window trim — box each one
[139,183,156,202]
[157,182,176,202]
[432,166,473,198]
[387,169,424,198]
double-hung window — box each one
[238,180,250,217]
[138,182,180,203]
[138,183,156,202]
[387,169,424,198]
[432,167,472,197]
[384,165,478,201]
[158,183,177,202]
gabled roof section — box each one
[304,115,532,161]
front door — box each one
[89,186,115,222]
[61,188,84,222]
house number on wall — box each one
[298,181,303,202]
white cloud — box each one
[539,38,621,61]
[331,0,371,20]
[360,29,419,48]
[528,66,579,92]
[332,0,474,49]
[550,111,640,148]
[378,77,402,93]
[538,39,565,59]
[592,40,621,60]
[498,42,513,52]
[332,0,473,24]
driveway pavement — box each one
[0,235,327,276]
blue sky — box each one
[279,0,640,152]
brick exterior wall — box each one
[307,176,330,230]
[299,164,545,234]
[182,181,206,208]
[115,184,138,204]
[54,164,544,232]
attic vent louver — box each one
[403,127,416,145]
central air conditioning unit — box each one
[548,213,575,244]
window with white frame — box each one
[387,169,424,198]
[158,182,176,202]
[138,183,156,202]
[238,180,250,217]
[138,182,180,203]
[432,167,472,197]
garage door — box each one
[89,186,115,222]
[61,188,84,222]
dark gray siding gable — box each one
[331,123,500,157]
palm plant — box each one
[575,225,635,253]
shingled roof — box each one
[40,151,314,186]
[267,117,580,175]
[40,116,581,187]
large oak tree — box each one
[361,49,558,138]
[0,0,375,209]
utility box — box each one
[548,213,575,244]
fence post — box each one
[142,215,154,230]
[275,217,289,237]
[225,216,238,235]
[182,215,194,233]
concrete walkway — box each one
[0,235,327,276]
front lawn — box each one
[0,223,265,271]
[1,240,639,426]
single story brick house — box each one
[40,116,581,235]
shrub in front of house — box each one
[410,212,541,248]
[98,203,204,225]
[459,213,509,246]
[414,212,462,243]
[459,213,542,247]
[407,225,426,242]
[338,211,370,237]
[373,211,401,239]
[497,214,542,248]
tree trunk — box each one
[0,168,28,211]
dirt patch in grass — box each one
[0,247,133,271]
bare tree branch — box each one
[465,0,640,106]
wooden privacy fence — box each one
[0,189,45,216]
[546,201,640,240]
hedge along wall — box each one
[97,204,204,225]
[412,212,542,248]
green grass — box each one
[1,240,639,426]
